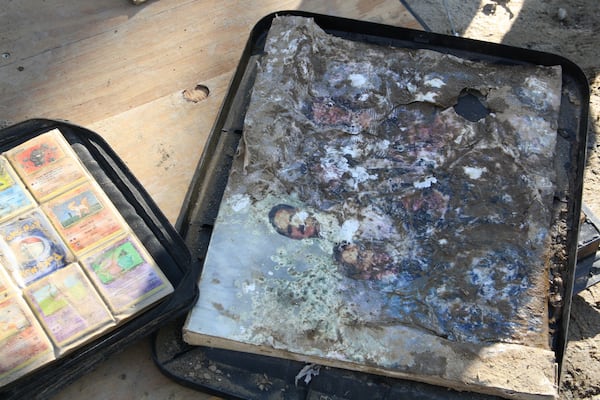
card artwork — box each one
[0,209,73,287]
[0,295,55,387]
[24,263,115,352]
[0,128,176,387]
[42,182,126,254]
[5,129,88,201]
[0,156,35,222]
[80,235,173,318]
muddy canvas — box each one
[184,16,564,399]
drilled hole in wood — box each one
[183,84,210,103]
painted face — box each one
[268,204,320,240]
[334,242,394,280]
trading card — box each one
[0,264,16,297]
[24,263,115,353]
[5,129,88,201]
[42,182,126,255]
[0,209,74,287]
[0,156,35,222]
[0,295,55,387]
[80,234,173,318]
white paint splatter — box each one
[295,210,309,221]
[349,73,367,87]
[463,166,486,179]
[425,77,445,88]
[413,176,437,188]
[322,145,376,188]
[338,219,360,243]
[229,194,251,212]
[242,281,256,293]
[348,166,375,188]
[415,92,437,102]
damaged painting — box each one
[184,15,565,399]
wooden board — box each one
[0,1,421,399]
[0,0,420,227]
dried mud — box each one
[403,1,600,398]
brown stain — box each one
[155,143,173,170]
[212,302,240,321]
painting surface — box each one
[185,16,563,396]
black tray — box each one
[0,119,200,400]
[153,10,590,400]
[575,204,600,293]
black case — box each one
[152,10,590,400]
[0,119,200,400]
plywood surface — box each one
[1,0,419,226]
[0,1,420,399]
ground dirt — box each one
[402,1,600,398]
